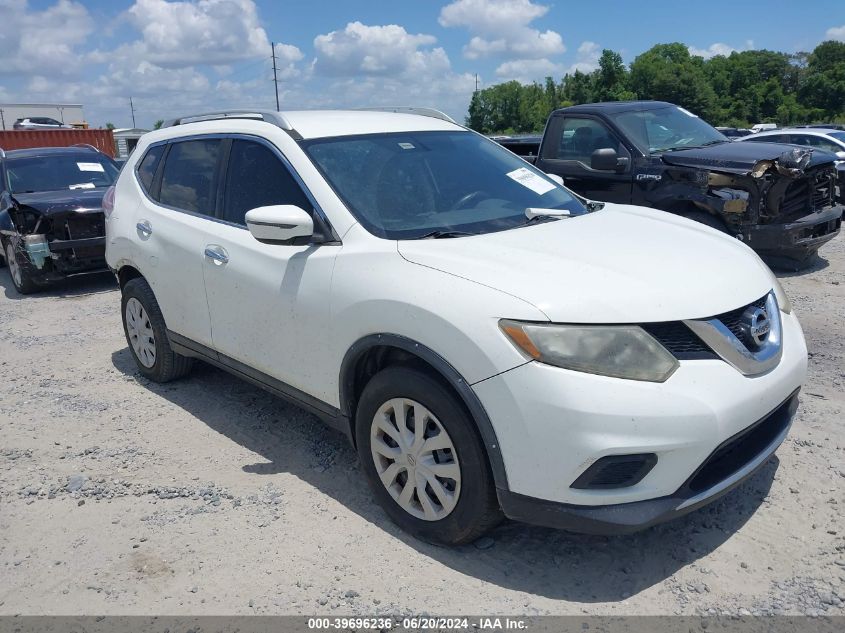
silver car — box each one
[12,117,72,130]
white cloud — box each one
[123,0,278,67]
[313,22,448,77]
[688,40,754,59]
[826,24,845,41]
[0,0,94,76]
[439,0,564,60]
[566,41,601,74]
[495,58,563,83]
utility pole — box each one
[475,73,479,93]
[271,41,280,111]
[129,97,136,128]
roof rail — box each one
[355,107,456,124]
[72,143,99,152]
[162,110,294,130]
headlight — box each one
[499,320,679,382]
[772,277,792,314]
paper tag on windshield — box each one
[398,142,415,150]
[506,167,556,195]
[77,162,104,172]
[69,183,95,189]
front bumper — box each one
[745,205,842,265]
[473,309,807,533]
[497,391,798,534]
[22,236,107,282]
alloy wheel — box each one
[370,397,461,521]
[125,297,157,368]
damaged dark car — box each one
[0,146,119,294]
[529,101,843,269]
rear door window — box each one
[158,139,222,215]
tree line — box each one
[466,40,845,134]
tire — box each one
[3,237,40,295]
[355,366,502,545]
[680,210,731,234]
[121,277,193,382]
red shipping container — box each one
[0,129,116,157]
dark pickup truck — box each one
[503,101,843,269]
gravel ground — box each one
[0,235,843,616]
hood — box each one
[398,204,775,323]
[12,189,106,216]
[661,141,835,174]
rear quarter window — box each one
[135,145,166,196]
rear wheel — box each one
[355,366,501,545]
[3,238,39,295]
[121,277,193,382]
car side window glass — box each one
[136,145,165,196]
[221,139,311,226]
[556,118,624,166]
[799,136,840,153]
[158,139,222,215]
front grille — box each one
[643,294,769,360]
[65,212,105,259]
[642,322,714,359]
[684,392,797,494]
[712,294,768,345]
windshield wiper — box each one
[523,214,561,225]
[413,229,476,239]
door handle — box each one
[204,244,229,265]
[136,220,152,237]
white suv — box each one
[105,109,807,545]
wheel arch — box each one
[116,263,144,289]
[339,333,509,491]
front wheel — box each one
[121,277,193,382]
[355,366,502,545]
[3,238,39,294]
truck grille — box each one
[781,167,836,219]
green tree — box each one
[153,119,165,130]
[105,122,115,129]
[593,49,634,101]
[799,41,845,119]
[561,70,594,105]
[629,43,717,119]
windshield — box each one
[610,106,728,154]
[301,131,587,239]
[6,154,119,193]
[829,131,845,143]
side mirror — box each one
[591,148,620,171]
[545,173,564,186]
[245,205,313,244]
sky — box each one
[0,0,843,128]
